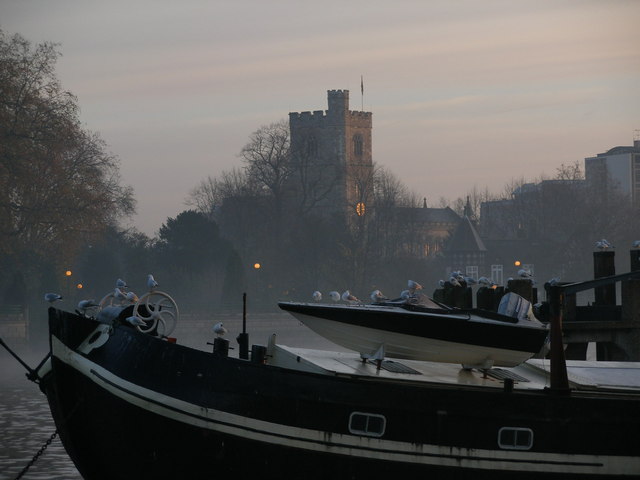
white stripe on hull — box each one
[51,336,638,476]
[291,313,534,367]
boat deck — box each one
[267,342,640,394]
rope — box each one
[14,429,58,480]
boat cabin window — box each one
[498,427,533,450]
[349,412,386,437]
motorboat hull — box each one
[278,302,549,367]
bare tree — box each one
[0,30,134,272]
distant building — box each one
[584,136,640,207]
[392,202,460,258]
[288,90,461,260]
[445,214,487,281]
[289,90,373,218]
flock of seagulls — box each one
[312,280,423,305]
[45,274,161,314]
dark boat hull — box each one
[42,308,639,479]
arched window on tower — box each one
[353,134,363,157]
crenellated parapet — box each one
[289,110,327,125]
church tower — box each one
[289,90,373,218]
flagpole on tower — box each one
[360,75,364,111]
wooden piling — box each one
[547,285,570,394]
[593,251,616,305]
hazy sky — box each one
[2,1,639,236]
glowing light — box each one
[356,202,366,216]
[76,283,83,289]
[254,263,261,270]
[514,260,521,267]
[65,270,72,276]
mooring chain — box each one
[14,429,59,480]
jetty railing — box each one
[547,270,640,394]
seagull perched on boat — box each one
[147,274,158,291]
[116,278,128,290]
[44,293,62,304]
[400,289,411,300]
[342,290,359,304]
[632,240,640,249]
[370,290,388,303]
[478,276,492,286]
[449,276,461,287]
[407,280,422,294]
[546,277,561,286]
[518,269,533,279]
[464,276,477,286]
[437,279,445,288]
[125,316,146,327]
[126,291,139,303]
[312,291,322,302]
[213,322,227,337]
[114,287,127,302]
[595,239,613,250]
[77,299,98,314]
[329,291,341,302]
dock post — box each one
[547,285,570,394]
[507,279,534,303]
[237,292,250,360]
[594,251,616,305]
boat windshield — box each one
[380,293,449,310]
[406,294,449,309]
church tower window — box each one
[353,134,364,157]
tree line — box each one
[2,29,638,331]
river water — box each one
[0,312,343,480]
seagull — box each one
[147,274,158,291]
[547,277,561,286]
[114,287,127,301]
[449,276,461,287]
[464,276,477,286]
[116,278,128,290]
[595,239,613,250]
[329,291,341,302]
[518,269,533,279]
[400,289,411,300]
[370,290,388,302]
[213,322,227,337]
[44,293,63,303]
[312,291,322,302]
[438,279,445,288]
[407,280,423,295]
[126,291,139,303]
[77,299,98,313]
[341,290,359,304]
[632,240,640,249]
[125,316,147,327]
